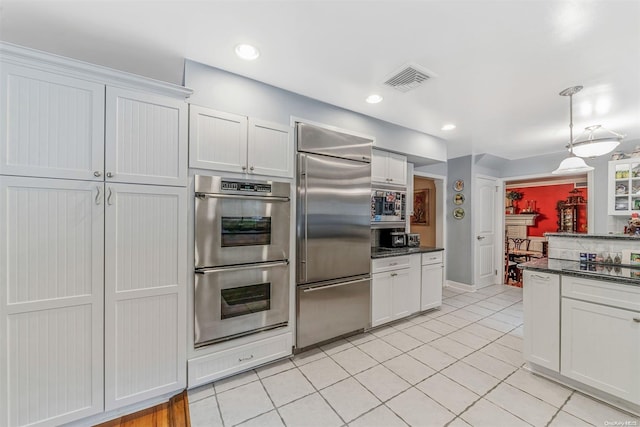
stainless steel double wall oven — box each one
[194,176,291,347]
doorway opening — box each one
[411,175,438,246]
[504,174,589,287]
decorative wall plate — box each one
[453,193,465,205]
[453,208,465,219]
[453,180,464,191]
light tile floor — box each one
[188,284,640,427]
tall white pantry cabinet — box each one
[0,43,191,426]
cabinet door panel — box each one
[104,184,186,410]
[106,87,187,186]
[421,264,443,311]
[188,105,247,173]
[391,269,414,320]
[561,298,640,404]
[371,274,393,327]
[386,152,407,186]
[0,64,105,180]
[371,150,387,184]
[247,118,293,178]
[0,177,104,426]
[523,271,560,371]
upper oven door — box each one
[195,178,291,268]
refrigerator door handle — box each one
[301,277,371,292]
[299,154,308,283]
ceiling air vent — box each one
[383,63,433,93]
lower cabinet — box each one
[522,270,560,371]
[371,254,420,328]
[0,176,187,426]
[560,280,640,404]
[421,251,444,311]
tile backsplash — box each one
[547,234,640,264]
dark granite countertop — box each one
[520,257,640,286]
[371,246,444,259]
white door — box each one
[188,105,247,173]
[105,87,188,187]
[391,269,413,320]
[104,183,187,410]
[0,177,104,427]
[0,63,105,181]
[371,150,387,185]
[523,271,560,371]
[247,118,293,178]
[474,176,499,288]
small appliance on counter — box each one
[406,233,420,247]
[380,230,406,248]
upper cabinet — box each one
[608,159,640,215]
[105,87,188,186]
[0,63,106,181]
[189,105,293,178]
[0,62,189,187]
[371,149,407,186]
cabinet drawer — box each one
[372,255,410,273]
[188,332,292,387]
[422,251,443,265]
[562,276,640,312]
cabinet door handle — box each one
[242,166,247,171]
[94,171,102,177]
[633,318,640,323]
[390,273,398,277]
[107,187,113,206]
[250,166,254,171]
[389,262,398,266]
[531,274,550,281]
[95,187,102,205]
[238,354,254,362]
[106,172,113,178]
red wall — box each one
[508,184,588,236]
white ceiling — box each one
[1,1,639,160]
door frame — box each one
[500,170,594,282]
[473,174,502,289]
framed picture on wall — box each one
[411,189,429,225]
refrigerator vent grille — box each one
[383,63,432,92]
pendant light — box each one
[552,86,594,175]
[570,124,624,158]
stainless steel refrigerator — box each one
[296,122,372,349]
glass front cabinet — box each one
[608,159,640,215]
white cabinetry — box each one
[0,177,104,426]
[608,159,640,215]
[0,63,105,181]
[189,106,293,178]
[421,251,444,311]
[106,87,188,186]
[104,184,186,410]
[0,44,190,426]
[371,254,420,327]
[560,276,640,405]
[371,149,407,186]
[0,65,188,186]
[523,270,560,371]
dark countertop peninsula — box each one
[371,246,444,259]
[520,257,640,286]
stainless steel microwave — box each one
[371,188,406,228]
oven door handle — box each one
[195,260,289,274]
[195,193,290,202]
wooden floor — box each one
[95,391,190,427]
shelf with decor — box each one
[608,159,640,215]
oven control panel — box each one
[221,180,272,193]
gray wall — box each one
[184,60,447,164]
[444,156,473,285]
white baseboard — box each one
[445,280,475,292]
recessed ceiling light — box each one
[235,44,260,60]
[366,94,383,104]
[441,124,456,131]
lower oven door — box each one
[194,260,289,347]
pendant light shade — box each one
[552,155,594,175]
[553,86,595,175]
[569,125,624,157]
